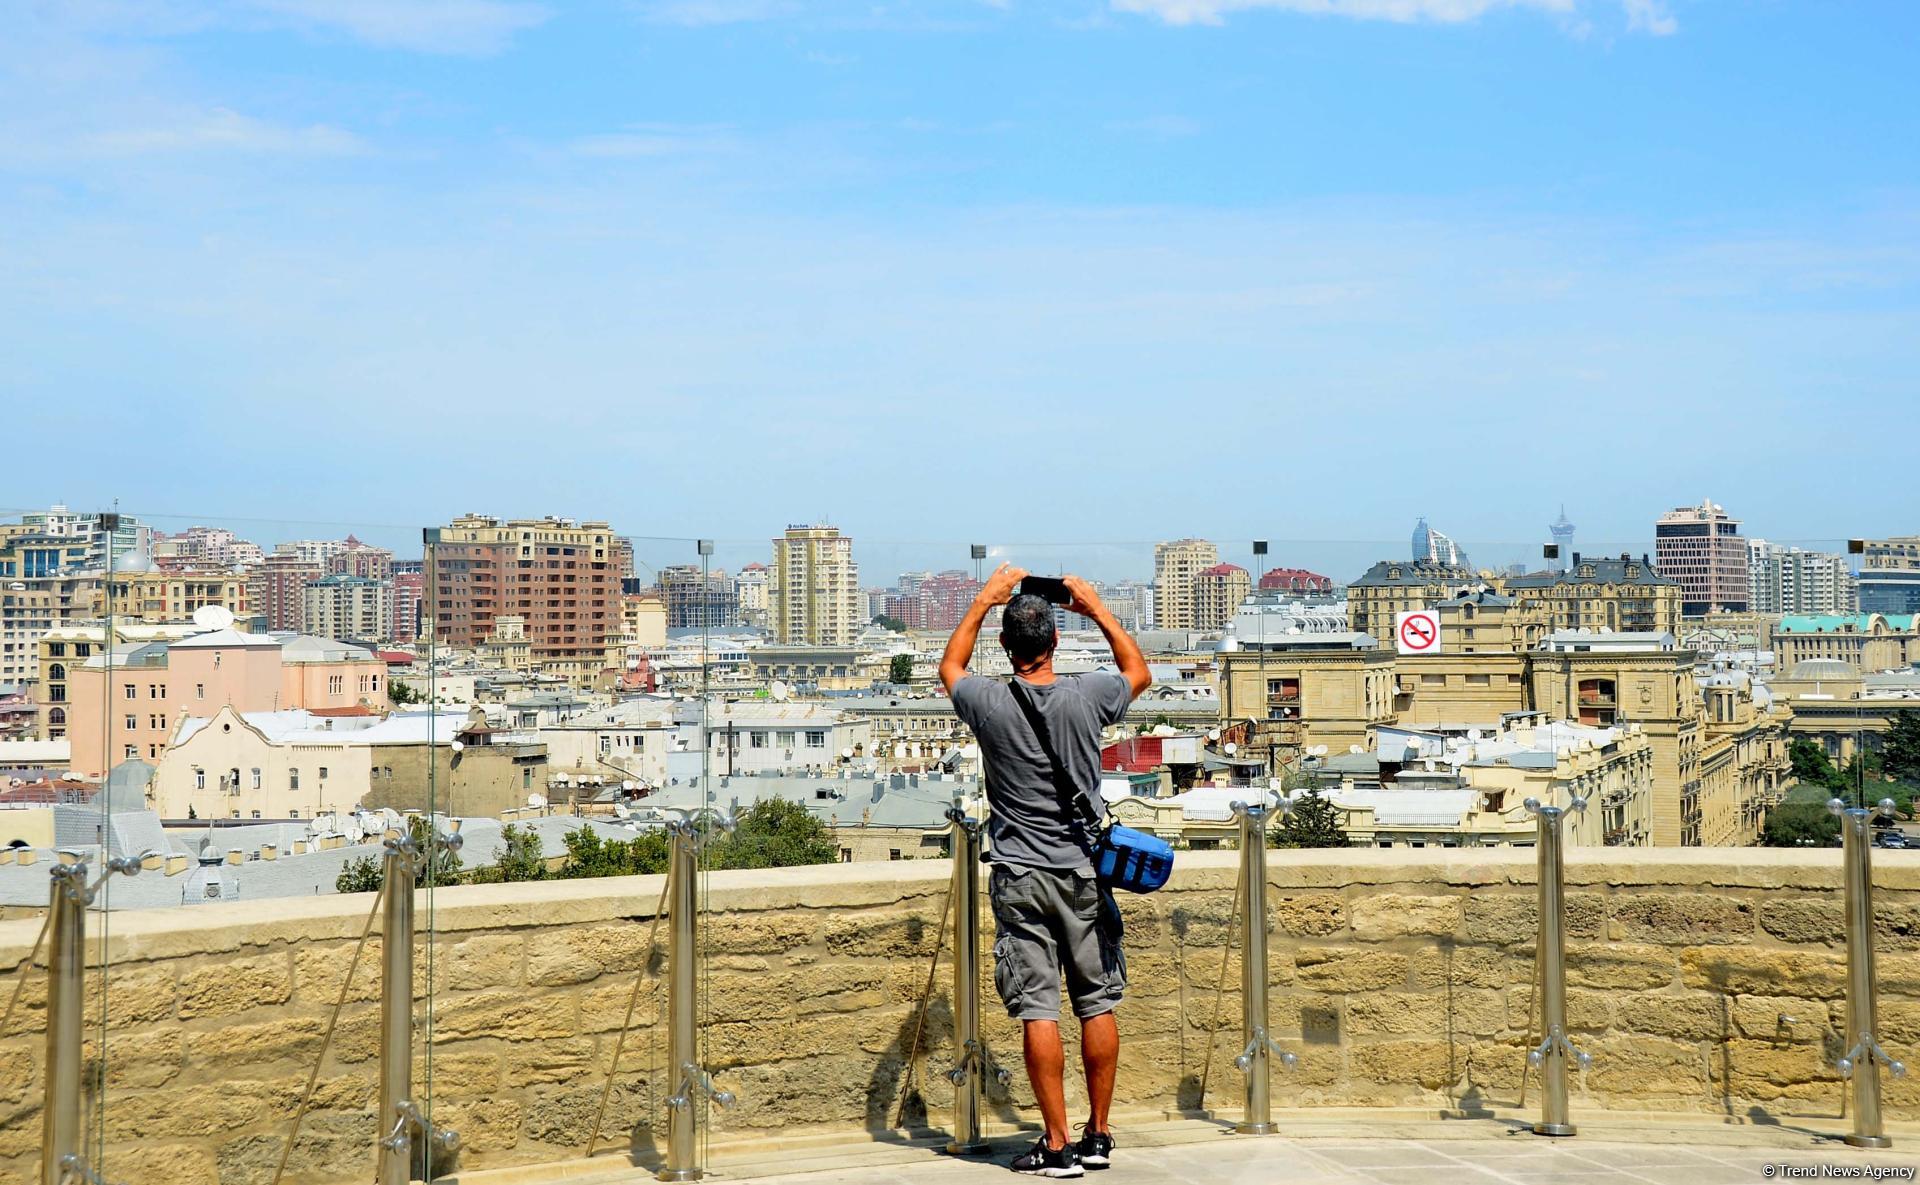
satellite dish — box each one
[770,681,790,702]
[192,605,235,631]
[1224,742,1238,756]
[527,793,547,809]
[1207,729,1220,741]
[450,740,464,753]
[841,747,854,759]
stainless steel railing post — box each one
[41,860,85,1185]
[1830,796,1906,1149]
[1229,793,1296,1136]
[1524,796,1591,1138]
[942,801,1006,1155]
[377,827,460,1185]
[41,851,153,1185]
[660,815,736,1183]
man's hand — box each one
[1063,575,1104,620]
[979,563,1026,607]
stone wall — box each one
[4,849,1920,1183]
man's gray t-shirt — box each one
[951,672,1133,871]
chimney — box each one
[164,854,190,876]
[261,844,278,861]
[226,849,245,866]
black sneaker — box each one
[1075,1128,1114,1170]
[1010,1137,1084,1178]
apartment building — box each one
[428,514,621,666]
[391,562,424,645]
[249,552,323,632]
[659,564,738,629]
[1192,563,1250,630]
[34,621,205,739]
[771,525,860,646]
[1747,540,1857,615]
[303,574,394,642]
[1153,539,1218,631]
[1504,553,1682,636]
[1345,559,1478,641]
[1655,500,1751,615]
[95,569,251,623]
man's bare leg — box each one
[1022,1019,1071,1148]
[1080,1011,1118,1133]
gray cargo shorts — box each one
[988,863,1127,1022]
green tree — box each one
[1884,710,1920,785]
[558,825,672,878]
[1789,738,1844,792]
[335,854,383,893]
[389,680,423,706]
[872,615,908,633]
[334,816,464,892]
[709,798,839,869]
[889,654,915,685]
[1761,800,1841,847]
[468,823,548,884]
[1270,787,1349,849]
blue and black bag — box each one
[1008,679,1175,894]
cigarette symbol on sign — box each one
[1400,616,1436,650]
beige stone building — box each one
[1504,553,1681,636]
[1345,559,1479,641]
[1152,539,1218,630]
[1772,613,1919,673]
[771,525,861,645]
[91,569,251,624]
[1192,563,1250,630]
[34,620,204,740]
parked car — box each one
[1874,831,1908,849]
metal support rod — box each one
[942,802,1006,1155]
[377,829,460,1185]
[41,863,84,1185]
[378,840,414,1185]
[1229,794,1295,1136]
[1831,796,1906,1150]
[41,853,152,1185]
[660,817,735,1184]
[1524,796,1591,1138]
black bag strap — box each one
[1007,678,1106,847]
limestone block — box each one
[187,1015,327,1069]
[1410,946,1519,990]
[1608,894,1755,945]
[1712,1038,1835,1101]
[1274,893,1348,937]
[1506,986,1613,1034]
[1294,947,1408,992]
[180,954,290,1020]
[1349,894,1464,941]
[432,990,577,1042]
[1609,991,1733,1042]
[1757,898,1844,946]
[1582,1035,1709,1098]
[1729,994,1828,1043]
[433,1097,524,1152]
[1463,894,1604,946]
[1565,943,1677,991]
[295,941,381,1005]
[441,934,524,991]
[578,976,661,1034]
[1678,947,1844,998]
[412,1050,501,1097]
[104,1142,219,1183]
[83,1027,184,1089]
[705,913,816,955]
[822,911,941,958]
[90,964,180,1027]
[516,1037,600,1085]
[1350,1039,1461,1090]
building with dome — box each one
[1773,613,1920,673]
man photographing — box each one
[940,564,1151,1177]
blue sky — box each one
[2,1,1916,580]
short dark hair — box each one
[1000,594,1058,663]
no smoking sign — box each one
[1395,609,1441,656]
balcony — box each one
[4,848,1918,1184]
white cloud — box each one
[1109,0,1679,34]
[244,0,550,54]
[82,108,366,156]
[1622,0,1676,36]
[631,0,799,27]
[567,125,735,158]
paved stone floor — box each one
[460,1119,1920,1185]
[737,1135,1920,1185]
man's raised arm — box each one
[1063,576,1150,699]
[939,563,1026,694]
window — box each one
[289,810,299,819]
[319,767,328,780]
[124,685,136,700]
[48,686,64,703]
[777,731,796,747]
[47,663,64,681]
[194,768,206,790]
[196,683,204,699]
[151,715,164,730]
[749,731,768,748]
[125,714,137,731]
[48,707,64,727]
[1466,674,1490,686]
[251,768,261,790]
[124,744,137,759]
[840,848,854,863]
[48,643,65,657]
[290,769,300,790]
[522,768,533,789]
[805,730,827,748]
[889,849,902,860]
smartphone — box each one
[1020,576,1072,605]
